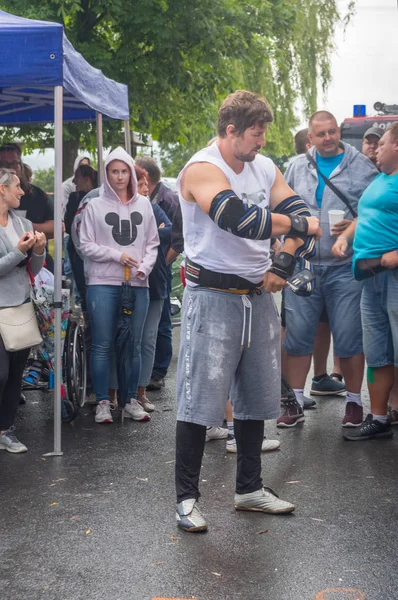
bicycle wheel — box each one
[64,317,87,416]
[72,317,87,408]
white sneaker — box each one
[124,398,151,421]
[176,499,208,532]
[226,435,280,453]
[0,427,27,453]
[138,395,155,412]
[95,400,113,424]
[234,487,295,514]
[205,426,228,442]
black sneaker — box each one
[146,375,165,391]
[281,376,316,410]
[343,414,393,441]
[310,373,346,396]
[303,395,317,409]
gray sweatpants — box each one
[176,286,281,426]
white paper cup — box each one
[328,209,345,235]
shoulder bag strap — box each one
[305,152,357,218]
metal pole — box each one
[96,112,104,185]
[44,85,63,457]
[124,119,131,155]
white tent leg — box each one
[124,120,131,155]
[96,112,104,184]
[44,85,63,457]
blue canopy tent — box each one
[0,9,131,455]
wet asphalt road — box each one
[1,326,398,600]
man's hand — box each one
[264,271,287,293]
[32,231,46,255]
[306,216,322,239]
[120,253,139,268]
[332,236,348,258]
[330,219,352,237]
[381,250,398,269]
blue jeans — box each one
[283,262,363,358]
[153,269,173,378]
[361,269,398,367]
[87,285,149,401]
[139,299,164,388]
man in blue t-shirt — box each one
[283,111,378,429]
[332,122,398,441]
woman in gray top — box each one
[0,168,46,454]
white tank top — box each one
[176,142,276,283]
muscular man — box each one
[174,90,321,532]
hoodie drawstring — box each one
[240,295,252,349]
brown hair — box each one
[217,90,273,138]
[135,156,161,185]
[294,128,310,155]
[74,164,98,187]
[134,164,148,181]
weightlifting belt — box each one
[185,258,263,292]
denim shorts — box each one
[361,269,398,367]
[283,262,363,358]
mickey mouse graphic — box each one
[105,211,143,246]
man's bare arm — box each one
[269,167,298,210]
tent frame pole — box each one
[124,120,131,155]
[96,112,104,184]
[43,85,63,457]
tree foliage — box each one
[32,167,55,194]
[0,0,354,174]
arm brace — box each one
[273,194,316,262]
[209,190,272,240]
[272,195,316,295]
[268,251,295,280]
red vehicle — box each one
[340,102,398,151]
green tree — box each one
[0,0,355,172]
[32,167,55,194]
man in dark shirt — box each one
[135,156,179,389]
[0,143,54,271]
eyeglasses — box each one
[0,160,21,169]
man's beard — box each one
[234,151,257,162]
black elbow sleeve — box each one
[209,190,272,240]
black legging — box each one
[175,418,264,503]
[0,337,30,430]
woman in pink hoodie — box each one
[79,147,159,424]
